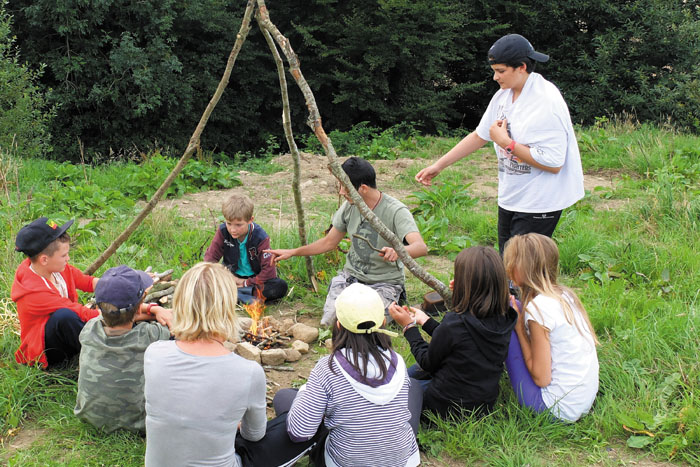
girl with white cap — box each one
[276,283,422,467]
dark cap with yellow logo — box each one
[15,217,74,257]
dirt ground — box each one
[160,153,623,229]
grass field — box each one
[1,120,698,465]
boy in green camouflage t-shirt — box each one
[74,265,172,433]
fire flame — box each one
[242,286,266,336]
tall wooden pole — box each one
[84,0,257,276]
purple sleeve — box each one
[204,228,225,263]
[249,235,276,287]
[286,361,329,442]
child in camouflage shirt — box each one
[74,265,172,433]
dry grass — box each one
[0,298,20,337]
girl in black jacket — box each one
[389,246,517,417]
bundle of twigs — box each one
[144,268,177,305]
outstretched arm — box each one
[265,226,346,264]
[415,131,488,186]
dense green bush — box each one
[0,2,53,158]
[5,0,700,160]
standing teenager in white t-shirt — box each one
[503,233,599,422]
[415,34,584,253]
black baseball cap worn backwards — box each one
[15,217,74,257]
[488,34,549,65]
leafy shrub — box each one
[408,182,479,255]
[17,153,241,224]
[119,153,241,200]
[303,121,422,159]
[0,3,53,158]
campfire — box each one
[241,290,289,350]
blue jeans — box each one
[407,364,431,393]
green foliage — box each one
[502,0,700,132]
[0,2,53,158]
[408,181,480,255]
[11,151,240,225]
[304,121,424,159]
[118,153,241,200]
[6,0,700,162]
[282,0,472,134]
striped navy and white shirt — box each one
[287,349,419,467]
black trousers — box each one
[497,207,562,254]
[235,390,327,467]
[237,277,288,302]
[44,308,86,367]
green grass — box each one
[1,122,699,464]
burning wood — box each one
[242,287,266,336]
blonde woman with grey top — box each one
[144,262,265,466]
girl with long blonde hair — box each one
[503,233,599,422]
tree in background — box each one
[0,1,53,158]
[7,0,186,161]
[7,0,474,160]
[274,0,470,134]
[5,0,700,161]
[488,0,700,131]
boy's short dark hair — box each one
[30,234,71,262]
[341,157,377,190]
[98,302,141,327]
[503,57,536,73]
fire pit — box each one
[233,292,320,366]
[240,293,291,350]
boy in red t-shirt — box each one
[11,217,99,368]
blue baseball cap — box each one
[95,265,153,312]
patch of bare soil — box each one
[598,444,685,466]
[1,426,49,462]
[159,154,428,230]
[162,154,623,229]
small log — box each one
[153,269,174,284]
[256,332,281,349]
[151,281,177,293]
[263,365,295,372]
[145,286,175,303]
